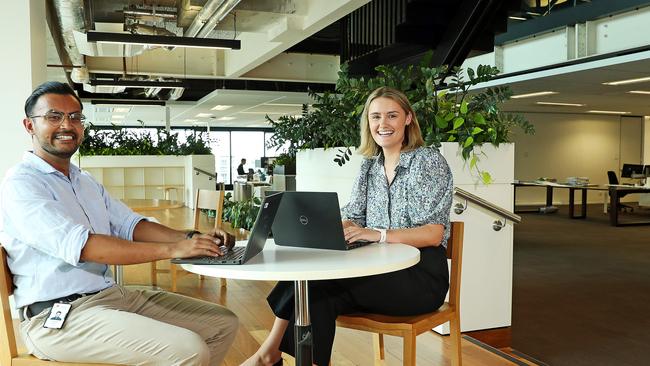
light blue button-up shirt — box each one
[0,152,145,308]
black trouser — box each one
[266,245,449,366]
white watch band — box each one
[373,228,387,243]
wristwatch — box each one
[185,230,201,239]
[372,228,387,243]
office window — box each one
[231,131,265,179]
[264,132,290,157]
[208,131,231,184]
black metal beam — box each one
[86,31,241,50]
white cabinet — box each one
[79,155,215,208]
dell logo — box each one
[299,215,309,225]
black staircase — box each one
[341,0,521,76]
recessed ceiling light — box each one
[111,115,125,119]
[508,16,527,21]
[587,110,631,114]
[113,107,131,113]
[603,76,650,86]
[264,103,306,107]
[195,113,213,118]
[526,11,541,16]
[240,111,285,115]
[211,105,232,111]
[628,90,650,95]
[511,91,558,99]
[218,116,236,121]
[536,101,585,107]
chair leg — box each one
[171,264,178,292]
[150,261,157,286]
[402,332,416,366]
[372,333,385,365]
[449,315,462,366]
[220,278,228,288]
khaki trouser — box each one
[20,285,238,365]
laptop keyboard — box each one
[185,246,246,264]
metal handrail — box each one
[454,187,522,224]
[193,167,216,180]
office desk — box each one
[513,181,596,219]
[181,239,420,366]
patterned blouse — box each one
[341,146,454,247]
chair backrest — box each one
[607,171,619,185]
[0,245,19,363]
[193,186,225,230]
[445,222,464,308]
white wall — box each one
[0,1,46,181]
[513,112,642,205]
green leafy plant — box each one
[222,193,261,231]
[79,126,212,156]
[266,55,534,183]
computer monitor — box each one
[621,163,644,178]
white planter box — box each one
[296,143,515,333]
[78,155,216,209]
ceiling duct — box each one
[196,0,243,38]
[184,0,227,37]
[52,0,86,67]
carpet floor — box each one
[512,203,650,366]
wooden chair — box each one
[0,246,112,365]
[336,221,464,366]
[151,187,227,291]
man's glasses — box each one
[29,110,87,127]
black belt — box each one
[19,291,100,322]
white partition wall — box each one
[296,143,515,333]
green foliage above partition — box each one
[79,126,212,156]
[266,54,535,183]
[222,193,261,231]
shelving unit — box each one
[79,155,216,208]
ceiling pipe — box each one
[196,0,243,38]
[52,0,86,67]
[184,0,227,37]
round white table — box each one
[181,239,420,366]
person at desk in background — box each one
[242,86,453,366]
[237,158,247,175]
[0,81,238,365]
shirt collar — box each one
[376,148,419,170]
[22,151,81,178]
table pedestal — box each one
[294,280,313,365]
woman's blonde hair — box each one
[357,87,424,157]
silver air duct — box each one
[185,0,227,37]
[196,0,243,38]
[52,0,86,66]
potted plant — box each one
[222,193,261,231]
[266,54,534,184]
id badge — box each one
[43,302,72,329]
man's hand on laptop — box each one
[172,235,225,258]
[206,229,236,251]
[342,220,360,230]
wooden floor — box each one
[17,206,524,366]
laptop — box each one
[171,192,282,265]
[271,191,374,250]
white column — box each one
[0,0,47,179]
[643,116,650,165]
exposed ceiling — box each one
[486,50,650,117]
[46,0,650,130]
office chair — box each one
[0,245,114,365]
[607,171,633,212]
[337,222,464,366]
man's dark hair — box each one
[24,81,82,117]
